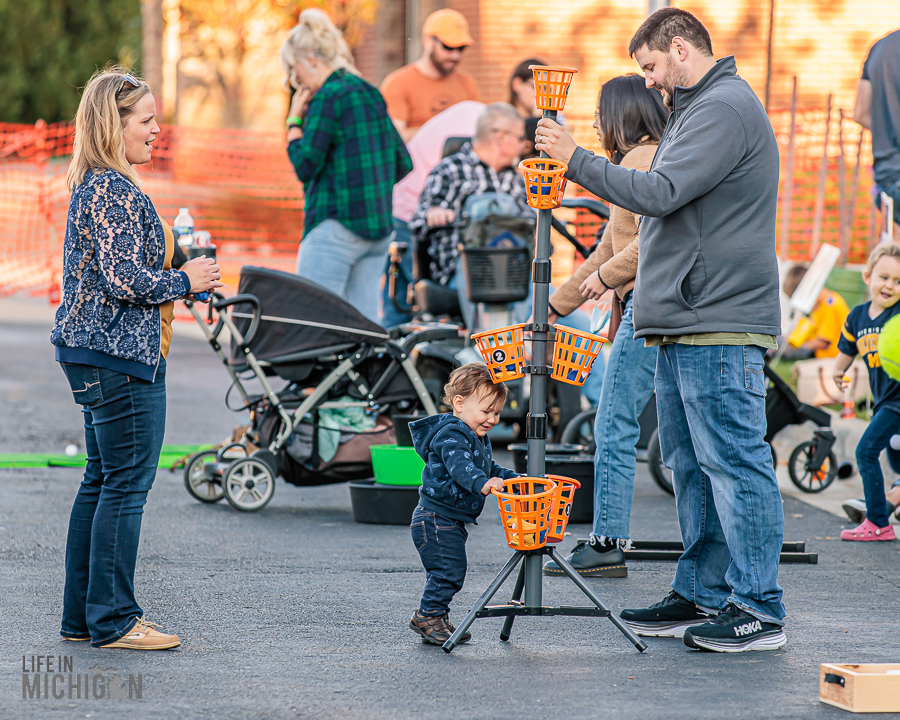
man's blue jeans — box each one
[60,359,167,646]
[655,344,786,625]
[411,505,468,616]
[297,219,392,324]
[855,406,900,528]
[592,297,657,541]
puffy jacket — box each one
[50,169,190,379]
[410,414,518,523]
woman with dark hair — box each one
[543,74,668,579]
[509,58,545,118]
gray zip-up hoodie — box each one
[564,57,781,338]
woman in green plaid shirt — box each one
[281,10,412,323]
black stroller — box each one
[181,266,458,512]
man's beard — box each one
[429,48,458,76]
[659,54,692,108]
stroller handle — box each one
[212,293,262,349]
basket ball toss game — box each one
[446,66,644,654]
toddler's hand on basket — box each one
[482,477,506,495]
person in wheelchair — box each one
[408,102,531,308]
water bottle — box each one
[840,375,855,420]
[174,208,194,247]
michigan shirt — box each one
[837,300,900,413]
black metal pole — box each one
[523,107,557,609]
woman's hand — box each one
[579,272,610,301]
[535,118,578,163]
[182,256,224,295]
[289,86,312,121]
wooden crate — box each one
[820,664,900,713]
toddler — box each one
[834,244,900,541]
[408,363,518,645]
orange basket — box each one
[551,325,608,386]
[493,477,557,551]
[529,65,578,112]
[471,323,527,383]
[519,158,568,210]
[546,475,581,543]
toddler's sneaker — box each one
[620,590,713,637]
[683,604,786,653]
[840,518,896,541]
[842,498,897,524]
[409,611,470,645]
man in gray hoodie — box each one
[536,8,786,653]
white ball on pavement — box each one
[65,444,78,457]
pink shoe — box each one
[840,518,896,542]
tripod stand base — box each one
[442,546,647,654]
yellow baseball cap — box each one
[423,9,474,48]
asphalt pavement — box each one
[1,301,899,720]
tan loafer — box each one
[99,617,180,650]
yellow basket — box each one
[546,474,581,543]
[493,477,557,550]
[551,325,608,386]
[471,323,527,383]
[530,65,578,112]
[519,158,568,210]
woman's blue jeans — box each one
[59,359,167,646]
[855,406,900,528]
[591,297,657,541]
[655,344,785,625]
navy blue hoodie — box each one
[410,414,518,524]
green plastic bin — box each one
[370,445,425,486]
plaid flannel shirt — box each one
[288,69,412,241]
[408,143,529,285]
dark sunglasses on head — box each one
[435,37,468,53]
[117,74,140,95]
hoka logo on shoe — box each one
[734,620,762,637]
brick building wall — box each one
[363,0,900,151]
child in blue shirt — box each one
[834,244,900,541]
[407,363,519,645]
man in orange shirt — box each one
[380,9,480,142]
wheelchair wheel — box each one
[788,441,838,493]
[560,408,597,455]
[223,457,276,511]
[183,450,223,503]
[647,428,674,496]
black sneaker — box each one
[683,603,786,653]
[543,539,627,578]
[620,590,713,637]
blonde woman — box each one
[282,9,411,323]
[51,68,222,650]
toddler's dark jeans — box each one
[856,406,900,528]
[411,504,468,616]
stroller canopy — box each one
[228,267,390,367]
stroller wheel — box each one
[788,441,838,493]
[223,457,276,512]
[184,450,224,503]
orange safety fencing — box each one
[0,121,303,303]
[567,107,881,268]
[0,106,886,306]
